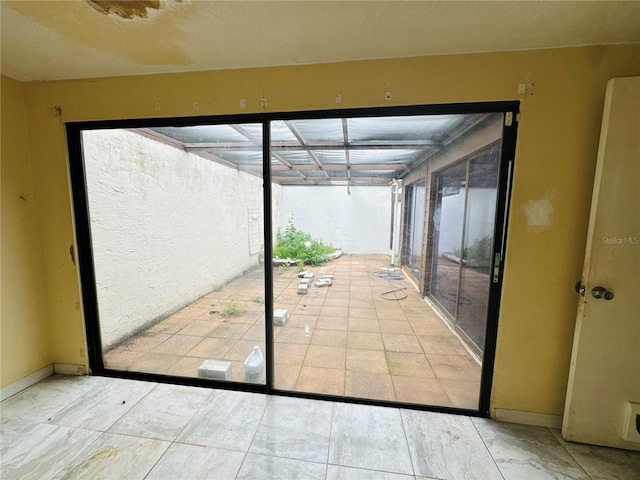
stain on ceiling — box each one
[86,0,162,19]
[1,1,639,82]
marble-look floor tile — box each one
[329,403,413,475]
[109,383,211,441]
[250,395,333,462]
[549,429,640,480]
[326,465,418,480]
[0,419,101,480]
[48,378,155,431]
[146,443,245,480]
[52,432,169,480]
[473,418,590,480]
[0,375,106,423]
[178,389,267,450]
[236,453,326,480]
[402,409,502,479]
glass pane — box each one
[269,114,492,410]
[403,180,426,281]
[457,148,500,351]
[431,161,467,314]
[83,125,266,384]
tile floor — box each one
[104,255,481,409]
[2,375,639,480]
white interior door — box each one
[563,77,640,450]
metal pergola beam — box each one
[183,142,440,151]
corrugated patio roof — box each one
[140,113,493,186]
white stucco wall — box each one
[83,129,281,348]
[281,186,391,254]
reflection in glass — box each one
[431,161,467,315]
[457,150,500,350]
[430,146,500,354]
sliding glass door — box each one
[79,124,266,385]
[430,145,501,354]
[68,103,517,415]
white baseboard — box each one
[494,408,563,429]
[53,363,87,376]
[1,364,54,401]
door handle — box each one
[591,286,614,301]
[575,281,585,296]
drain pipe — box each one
[390,179,402,266]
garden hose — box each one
[373,269,408,301]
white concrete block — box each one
[274,309,288,326]
[198,359,232,380]
[297,283,308,294]
[300,277,312,285]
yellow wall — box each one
[1,76,53,386]
[8,44,640,414]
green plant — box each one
[221,300,245,317]
[467,235,492,265]
[252,295,264,304]
[273,216,335,266]
[278,261,291,274]
[453,235,493,268]
[213,283,225,292]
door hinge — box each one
[492,252,502,283]
[505,112,514,127]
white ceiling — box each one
[1,1,639,82]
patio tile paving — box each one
[274,364,301,390]
[386,351,436,378]
[186,337,236,358]
[104,349,145,370]
[418,334,471,355]
[304,345,346,369]
[311,329,348,347]
[347,317,381,332]
[179,320,218,336]
[102,254,482,409]
[379,319,414,334]
[296,366,345,395]
[381,333,424,353]
[274,343,309,365]
[345,349,389,373]
[392,376,450,405]
[345,371,395,401]
[315,315,349,331]
[130,352,181,372]
[346,331,384,350]
[151,334,203,356]
[276,327,313,344]
[348,307,377,319]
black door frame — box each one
[67,100,519,417]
